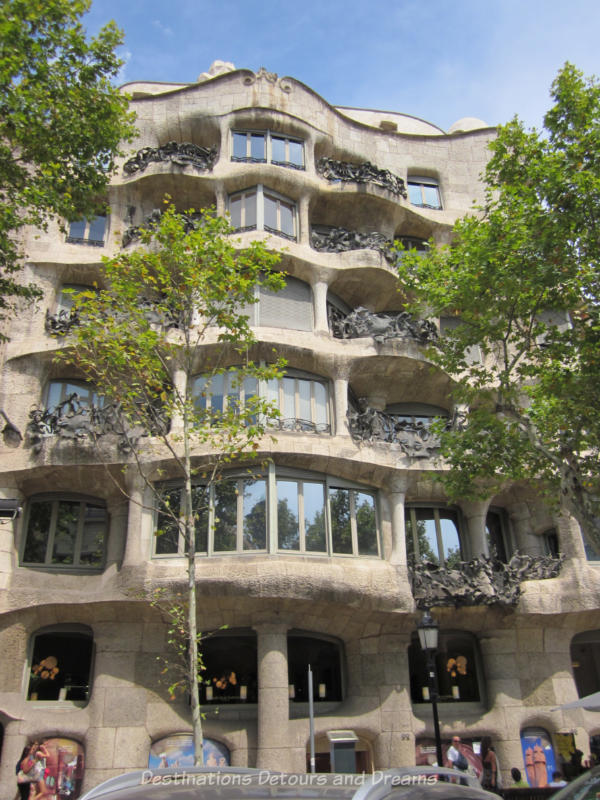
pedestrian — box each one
[511,767,529,787]
[549,771,567,788]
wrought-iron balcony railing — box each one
[45,308,79,336]
[311,225,396,262]
[316,157,407,197]
[348,404,444,458]
[123,141,218,176]
[328,304,438,345]
[411,551,563,608]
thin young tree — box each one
[63,205,285,763]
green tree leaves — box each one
[0,0,134,331]
[397,63,600,551]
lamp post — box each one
[417,609,444,769]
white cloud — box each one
[152,19,174,37]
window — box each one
[27,627,93,702]
[541,527,560,557]
[66,216,107,246]
[244,275,313,331]
[154,465,379,558]
[46,380,102,412]
[201,631,257,704]
[486,509,510,562]
[229,185,297,241]
[193,367,330,434]
[150,735,230,768]
[409,631,482,703]
[288,633,343,702]
[395,235,430,252]
[385,402,448,428]
[571,630,600,697]
[405,506,463,567]
[407,177,442,210]
[232,130,304,169]
[22,495,107,569]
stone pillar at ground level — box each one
[255,623,291,770]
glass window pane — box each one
[288,140,303,167]
[156,488,181,554]
[330,488,352,554]
[23,501,53,563]
[408,183,423,206]
[355,492,377,555]
[277,480,299,550]
[279,377,293,423]
[279,201,294,237]
[242,479,266,550]
[423,184,441,208]
[406,508,439,564]
[439,512,461,565]
[79,503,106,565]
[47,382,64,409]
[88,215,106,242]
[229,195,242,229]
[214,481,238,551]
[192,485,209,553]
[313,382,328,426]
[232,132,247,159]
[52,500,80,564]
[298,379,311,422]
[244,192,257,228]
[192,376,208,411]
[250,133,266,161]
[266,377,279,410]
[264,194,278,230]
[304,482,326,552]
[68,220,86,239]
[210,374,224,413]
[271,136,286,163]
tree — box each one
[0,0,134,330]
[397,63,600,553]
[62,205,285,763]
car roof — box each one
[79,767,496,800]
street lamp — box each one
[417,609,444,769]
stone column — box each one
[387,475,409,566]
[0,488,22,590]
[333,371,350,437]
[170,367,187,433]
[122,473,146,567]
[310,273,330,335]
[556,511,586,559]
[255,623,290,770]
[510,502,543,556]
[297,194,311,247]
[459,499,490,558]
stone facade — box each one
[0,66,599,794]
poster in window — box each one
[520,728,556,787]
[31,738,85,799]
[149,734,230,768]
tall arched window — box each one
[409,630,483,704]
[287,632,343,702]
[200,630,257,704]
[27,626,94,703]
[571,630,600,697]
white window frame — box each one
[407,177,442,210]
[228,185,297,241]
[153,465,380,559]
[20,495,108,570]
[231,129,304,170]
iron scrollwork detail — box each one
[45,308,79,336]
[348,401,444,458]
[317,157,407,197]
[330,305,438,344]
[123,141,218,176]
[311,225,396,262]
[411,552,563,608]
[28,394,169,454]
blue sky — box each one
[85,0,600,133]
